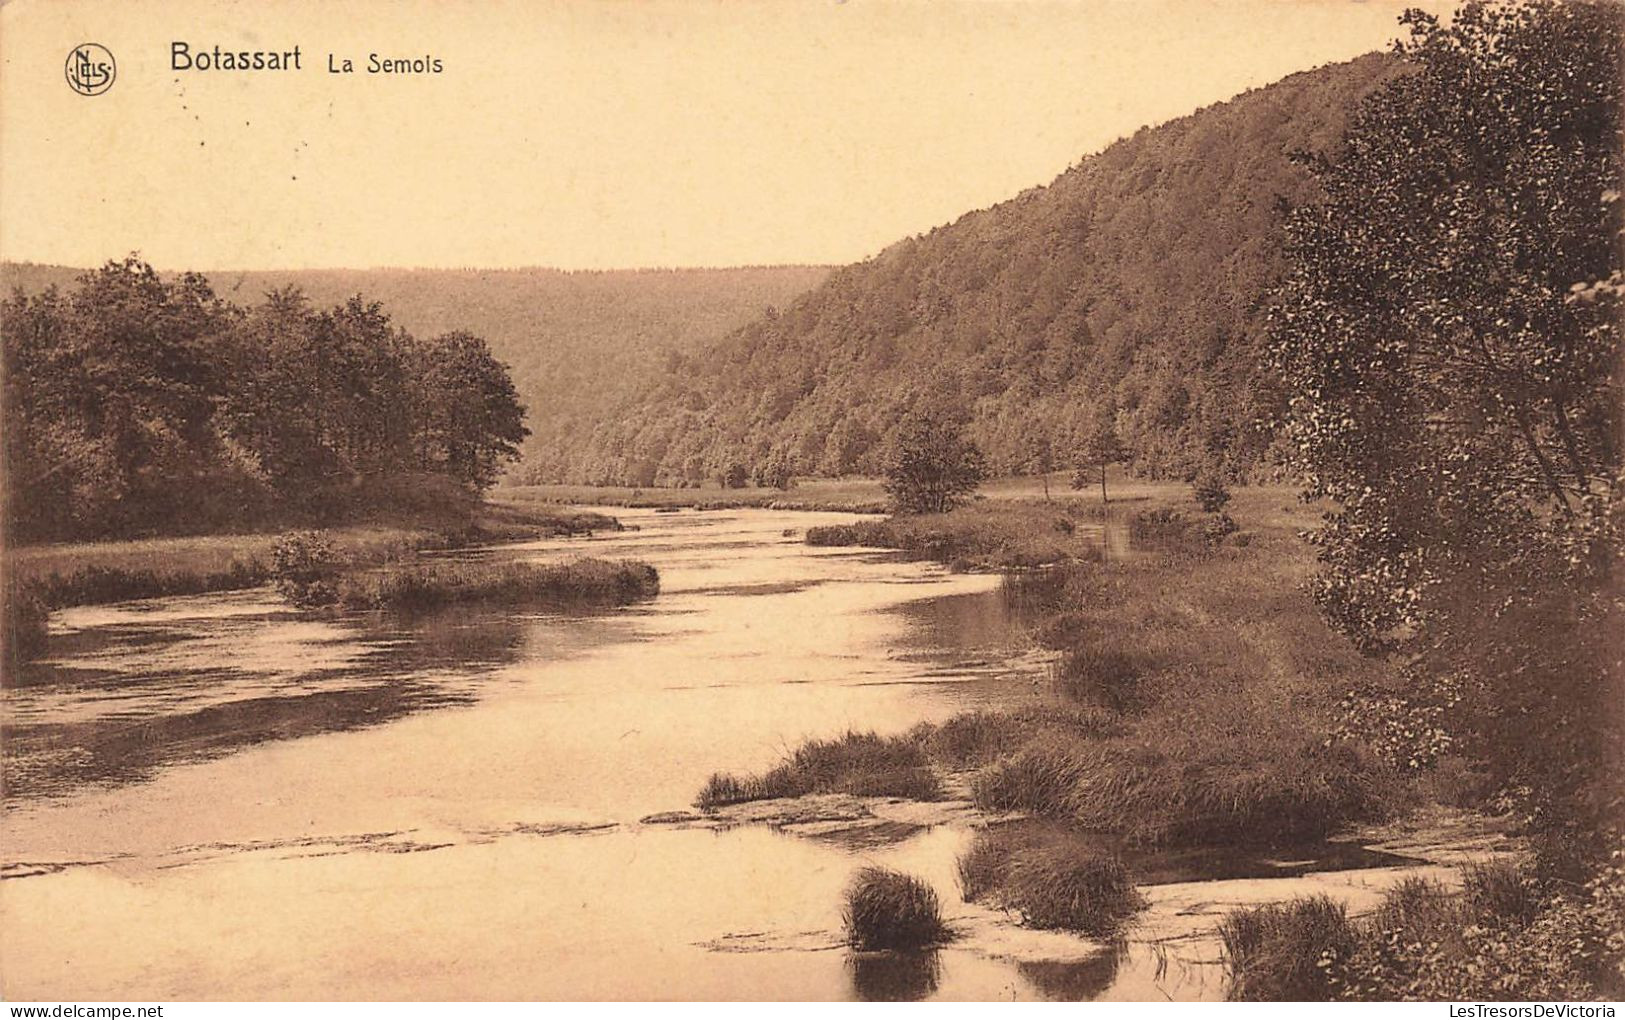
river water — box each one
[1,508,1115,1000]
[2,507,1435,1001]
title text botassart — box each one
[170,44,444,74]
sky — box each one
[0,0,1444,271]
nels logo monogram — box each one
[65,43,116,96]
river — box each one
[3,507,1442,1001]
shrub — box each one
[1331,686,1456,771]
[883,407,985,515]
[805,521,891,548]
[1200,512,1239,545]
[271,530,340,607]
[1127,506,1236,552]
[1219,896,1357,1001]
[1328,851,1625,1001]
[843,868,951,950]
[1461,860,1542,926]
[1192,471,1233,513]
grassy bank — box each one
[805,500,1112,570]
[787,485,1407,846]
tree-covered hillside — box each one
[0,263,829,483]
[559,54,1402,487]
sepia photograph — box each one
[0,0,1621,1007]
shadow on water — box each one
[848,949,943,1001]
[891,590,1028,659]
[2,676,476,800]
[1015,942,1127,1001]
[982,818,1420,886]
[2,604,562,802]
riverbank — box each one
[501,477,891,513]
[5,499,621,606]
[1,499,626,672]
[687,483,1568,998]
[499,467,1165,516]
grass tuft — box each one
[1218,895,1357,1001]
[843,867,952,950]
[694,730,941,808]
[1461,859,1543,926]
[957,825,1145,935]
[1053,644,1147,711]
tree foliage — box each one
[883,404,986,514]
[3,259,529,541]
[1270,1,1623,845]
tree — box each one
[1,258,235,538]
[1191,468,1231,513]
[1269,0,1622,846]
[1,260,534,540]
[883,405,985,514]
[1031,435,1056,501]
[753,447,795,490]
[410,331,530,490]
[1071,404,1126,506]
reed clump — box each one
[1219,895,1357,1001]
[957,824,1145,936]
[843,867,952,950]
[335,557,659,612]
[694,730,941,808]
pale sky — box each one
[1,0,1439,271]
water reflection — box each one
[1016,942,1126,1000]
[848,949,943,1001]
[3,601,542,801]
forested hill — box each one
[0,263,830,479]
[555,53,1401,487]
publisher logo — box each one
[65,43,116,96]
